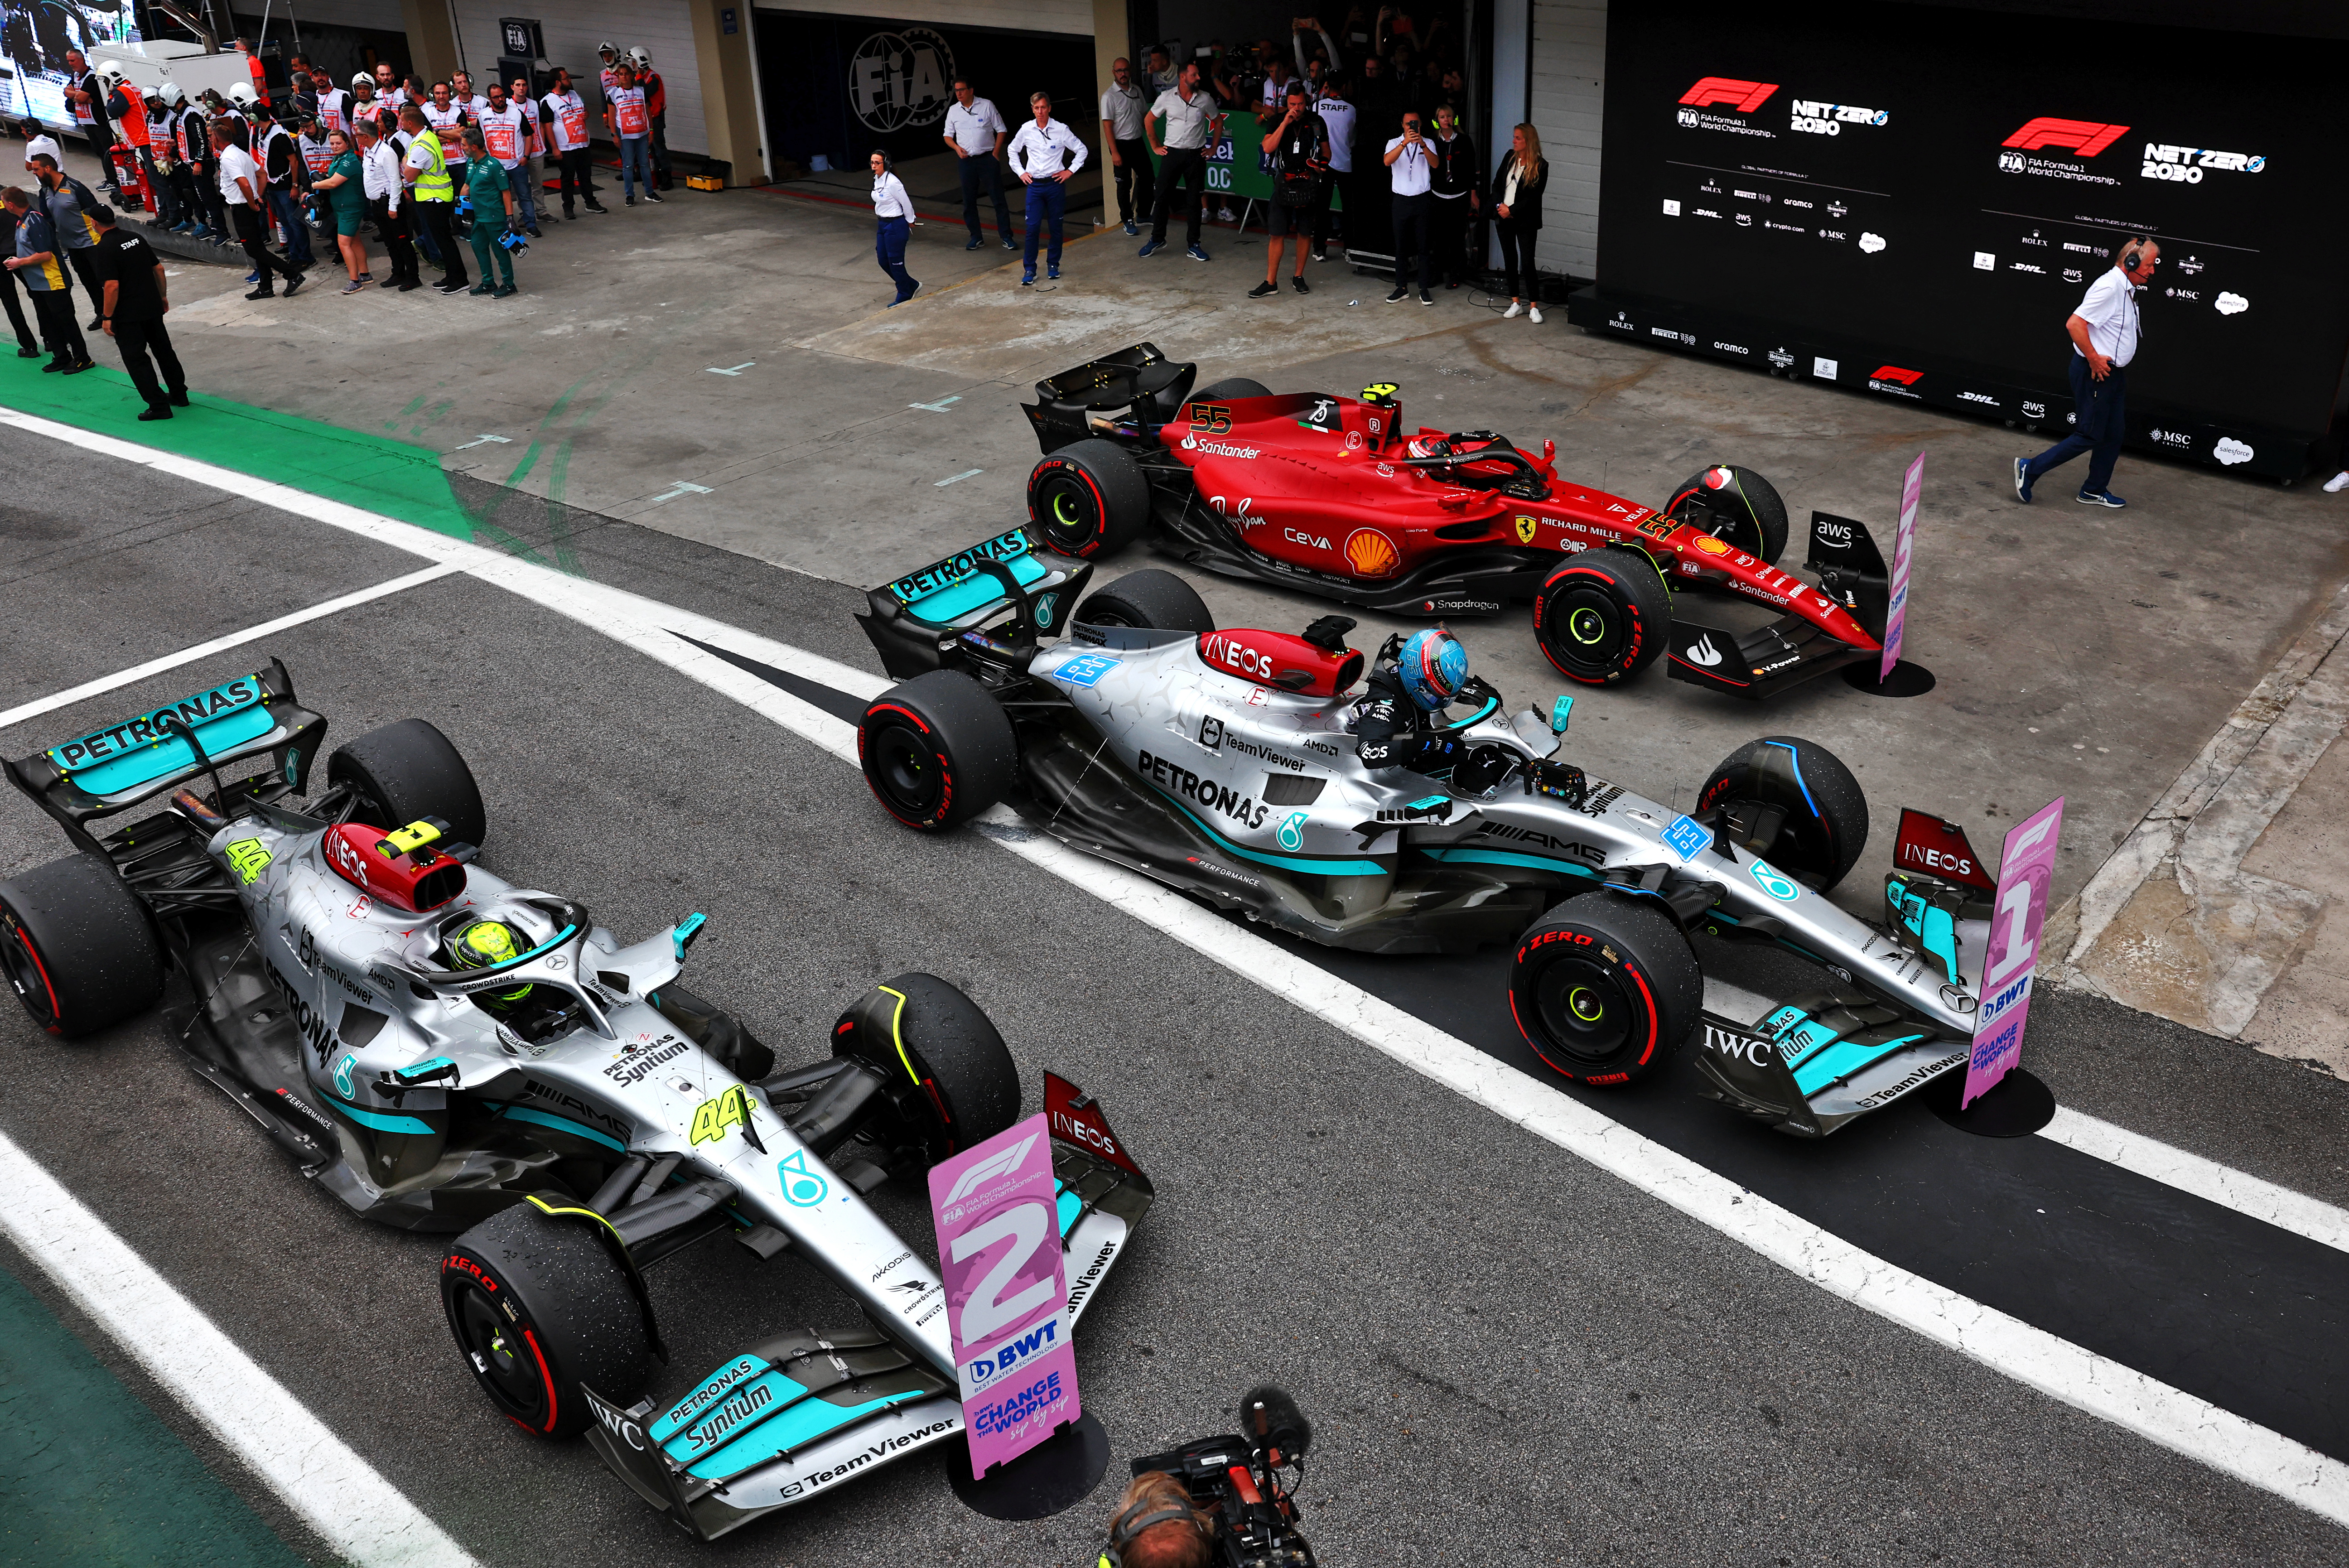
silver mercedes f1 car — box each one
[852,531,2004,1136]
[0,662,1153,1539]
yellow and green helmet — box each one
[449,919,533,1004]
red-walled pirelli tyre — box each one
[858,670,1018,833]
[1664,463,1789,565]
[442,1201,651,1439]
[1697,735,1870,891]
[0,852,162,1039]
[1028,438,1150,559]
[833,971,1023,1162]
[1532,545,1672,685]
[1509,893,1701,1086]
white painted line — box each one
[0,1129,479,1568]
[450,434,511,450]
[648,481,714,506]
[908,396,961,412]
[2040,1107,2349,1255]
[934,469,983,487]
[0,563,466,735]
[7,402,2348,1529]
[706,362,756,376]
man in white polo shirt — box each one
[1099,57,1152,236]
[2016,236,2158,509]
[1141,59,1217,261]
[1382,108,1433,305]
[942,78,1017,252]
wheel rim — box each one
[0,924,55,1027]
[1542,588,1632,679]
[870,724,945,817]
[450,1275,547,1424]
[1033,471,1102,552]
[1533,957,1633,1065]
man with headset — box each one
[2015,235,2158,510]
[1098,1472,1213,1568]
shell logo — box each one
[1515,515,1540,545]
[1344,528,1401,577]
[1693,535,1732,556]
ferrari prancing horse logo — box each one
[1515,515,1540,545]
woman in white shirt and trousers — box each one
[869,151,920,306]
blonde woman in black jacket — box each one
[1489,122,1548,321]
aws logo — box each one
[2001,118,2129,158]
[1679,77,1777,112]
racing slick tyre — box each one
[1028,438,1151,559]
[1665,464,1789,565]
[442,1200,651,1439]
[1194,377,1272,403]
[833,971,1022,1161]
[859,671,1018,833]
[1076,569,1215,635]
[1698,736,1869,891]
[1532,545,1671,686]
[0,852,163,1039]
[328,718,487,848]
[1510,893,1701,1086]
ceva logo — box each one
[2002,118,2129,157]
[1679,77,1778,112]
[1870,365,1923,385]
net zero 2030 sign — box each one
[850,27,956,132]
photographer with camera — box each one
[1105,1387,1316,1568]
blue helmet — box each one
[1397,629,1468,711]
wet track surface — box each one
[5,426,2349,1566]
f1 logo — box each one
[2001,117,2128,158]
[1870,365,1923,385]
[1679,77,1778,112]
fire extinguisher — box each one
[110,145,150,212]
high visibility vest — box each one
[410,130,453,200]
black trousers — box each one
[416,201,464,285]
[63,247,101,314]
[1310,170,1341,251]
[556,148,599,213]
[1110,136,1154,224]
[373,197,416,280]
[1495,222,1535,299]
[1390,192,1430,290]
[29,289,83,366]
[1431,194,1470,283]
[650,111,670,180]
[1151,146,1208,246]
[110,315,184,407]
[0,265,32,350]
[232,205,302,292]
[957,154,1012,241]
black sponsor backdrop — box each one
[1591,0,2349,438]
[760,13,1099,174]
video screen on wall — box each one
[0,0,139,132]
[1596,0,2349,436]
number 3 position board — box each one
[928,1113,1078,1475]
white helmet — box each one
[98,65,127,87]
[625,47,651,70]
[352,71,372,90]
[598,40,617,57]
[227,81,258,109]
[157,79,183,105]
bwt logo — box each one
[2002,118,2129,157]
[1869,365,1923,385]
[1679,77,1778,112]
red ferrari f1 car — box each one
[1022,343,1898,700]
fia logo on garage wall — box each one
[850,27,956,132]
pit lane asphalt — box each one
[4,429,2348,1567]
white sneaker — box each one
[1528,304,1544,324]
[2326,470,2349,493]
[1218,204,1236,222]
[1502,300,1523,318]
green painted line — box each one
[544,437,580,575]
[0,1264,306,1567]
[0,358,570,570]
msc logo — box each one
[1679,77,1777,112]
[2001,118,2128,157]
[1869,365,1923,385]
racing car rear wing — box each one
[856,527,1095,680]
[5,659,327,852]
[1023,341,1199,453]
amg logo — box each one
[1474,822,1604,863]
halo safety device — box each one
[1397,627,1468,711]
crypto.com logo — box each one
[1680,77,1778,112]
[2002,117,2130,157]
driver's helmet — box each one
[1404,434,1453,462]
[1396,628,1468,712]
[448,917,535,1008]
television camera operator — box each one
[1102,1387,1316,1568]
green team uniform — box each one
[459,154,515,291]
